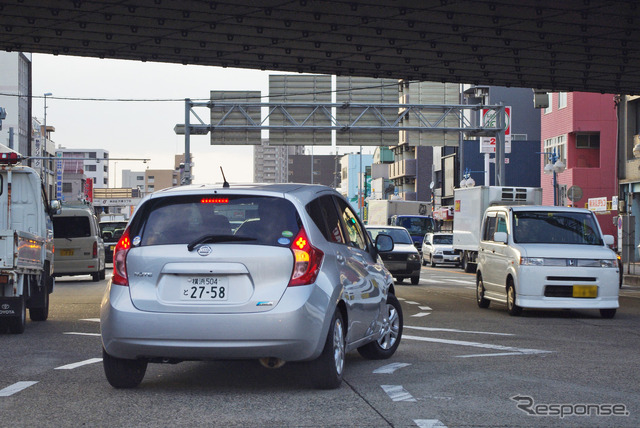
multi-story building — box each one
[541,92,618,238]
[121,169,146,192]
[288,153,339,187]
[56,147,109,188]
[253,140,304,183]
[0,52,31,157]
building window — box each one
[544,134,567,163]
[85,165,97,172]
[147,176,155,184]
[104,178,108,185]
[148,185,155,191]
[576,133,600,148]
[62,183,72,193]
[558,92,567,109]
[88,152,96,159]
[544,94,553,114]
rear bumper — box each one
[386,261,421,278]
[101,282,331,362]
[53,258,101,276]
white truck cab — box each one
[476,205,619,318]
[0,150,61,333]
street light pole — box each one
[542,150,566,206]
[43,92,52,181]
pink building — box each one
[540,92,618,238]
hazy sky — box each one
[31,54,274,185]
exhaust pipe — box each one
[259,357,286,369]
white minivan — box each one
[475,205,619,318]
[53,206,106,281]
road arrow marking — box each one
[0,381,38,397]
[55,358,103,370]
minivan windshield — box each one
[433,234,453,245]
[513,211,604,245]
[136,195,301,247]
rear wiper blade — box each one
[187,234,256,251]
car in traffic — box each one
[475,205,619,318]
[99,220,128,264]
[52,206,106,281]
[421,232,460,267]
[100,183,403,389]
[366,226,422,285]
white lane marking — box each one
[397,297,406,301]
[80,318,100,322]
[405,301,420,305]
[447,279,475,285]
[63,332,101,337]
[55,358,103,370]
[373,362,412,374]
[0,381,38,397]
[419,306,432,311]
[403,335,552,356]
[414,420,448,428]
[381,385,417,402]
[457,352,536,358]
[405,325,514,336]
[411,312,431,317]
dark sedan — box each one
[366,226,422,285]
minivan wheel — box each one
[600,308,616,319]
[410,275,420,285]
[476,275,490,309]
[92,271,100,282]
[358,294,403,360]
[312,310,345,390]
[102,348,148,389]
[507,282,522,316]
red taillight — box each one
[92,241,98,258]
[112,228,131,286]
[289,228,323,287]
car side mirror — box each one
[603,235,614,246]
[375,234,394,252]
[493,231,508,243]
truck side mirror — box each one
[49,199,61,215]
[493,231,508,243]
[603,235,614,246]
[375,234,394,252]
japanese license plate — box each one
[181,277,229,301]
[573,285,598,298]
[110,245,116,252]
[60,249,74,256]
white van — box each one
[53,206,106,281]
[476,205,619,318]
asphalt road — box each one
[1,267,638,428]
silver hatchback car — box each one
[101,183,403,389]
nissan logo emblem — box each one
[197,245,212,256]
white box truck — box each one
[0,150,60,333]
[453,186,542,272]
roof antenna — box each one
[220,167,230,188]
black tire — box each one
[410,275,420,285]
[30,269,51,322]
[421,256,426,267]
[476,274,490,309]
[395,277,404,284]
[92,271,100,282]
[506,281,522,316]
[102,348,148,388]
[8,295,26,334]
[430,255,436,267]
[357,294,403,360]
[600,308,616,319]
[312,310,345,390]
[99,268,106,280]
[29,286,49,321]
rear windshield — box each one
[53,216,91,238]
[99,221,128,242]
[513,211,604,245]
[133,195,301,247]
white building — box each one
[56,147,110,188]
[122,169,146,192]
[0,52,31,157]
